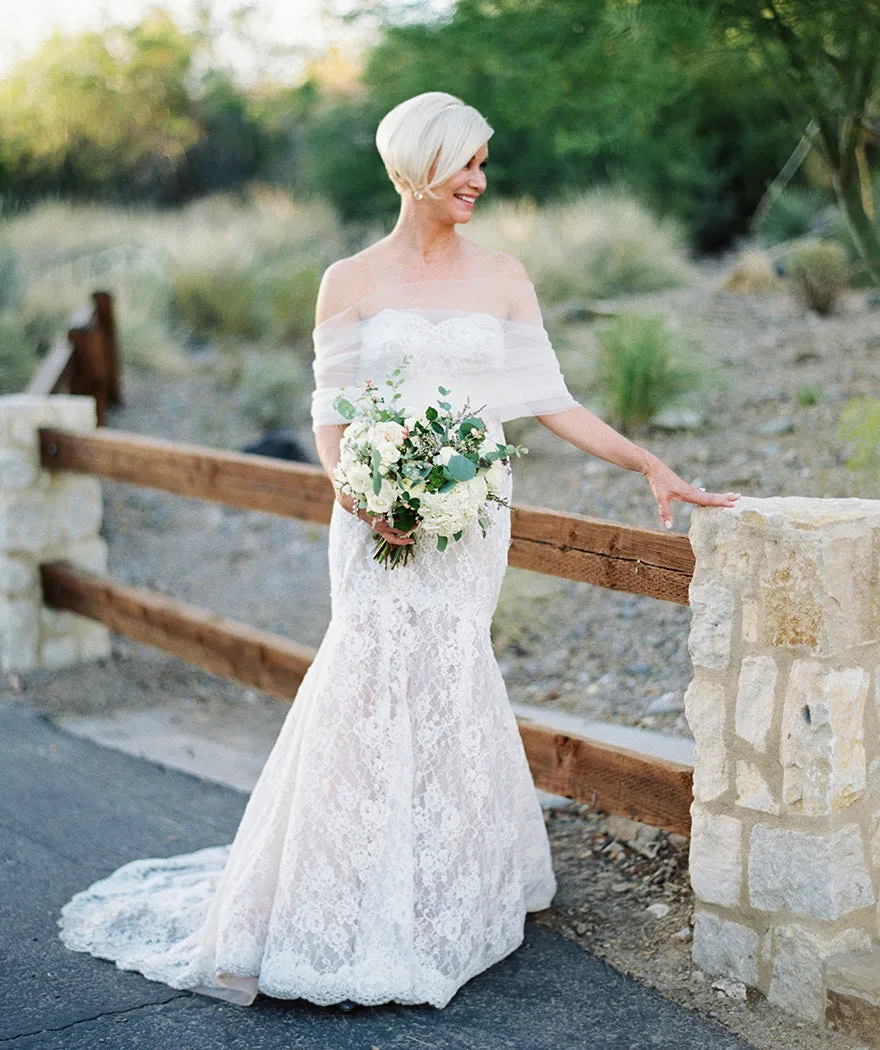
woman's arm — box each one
[535,404,739,528]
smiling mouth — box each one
[454,194,477,206]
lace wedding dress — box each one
[58,276,578,1009]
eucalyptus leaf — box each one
[437,535,448,552]
[333,396,357,420]
[445,455,477,481]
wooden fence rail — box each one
[26,291,121,425]
[39,426,695,604]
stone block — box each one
[735,761,780,814]
[0,597,38,671]
[47,475,103,545]
[40,606,80,637]
[781,661,868,814]
[735,655,778,752]
[684,679,728,801]
[768,925,870,1022]
[0,555,37,596]
[0,490,48,552]
[0,394,96,451]
[689,506,755,584]
[40,634,79,669]
[749,823,874,920]
[63,536,109,574]
[689,806,743,908]
[825,949,880,1043]
[687,585,734,672]
[691,910,760,986]
[0,449,38,489]
[760,533,822,648]
[77,621,111,661]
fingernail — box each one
[664,520,672,529]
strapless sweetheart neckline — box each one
[362,308,504,331]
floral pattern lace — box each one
[58,311,558,1009]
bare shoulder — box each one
[314,255,371,326]
[484,250,531,283]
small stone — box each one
[645,691,684,715]
[672,926,692,943]
[756,418,794,437]
[651,409,703,431]
[646,902,671,919]
[574,922,589,936]
[611,882,630,893]
[712,977,748,1001]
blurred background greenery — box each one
[1,0,878,442]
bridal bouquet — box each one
[332,371,526,568]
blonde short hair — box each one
[375,91,493,199]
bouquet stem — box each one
[372,534,415,569]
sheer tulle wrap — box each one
[311,278,578,428]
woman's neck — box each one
[386,206,464,275]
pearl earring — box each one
[414,190,424,200]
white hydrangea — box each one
[484,460,507,497]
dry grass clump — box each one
[0,192,344,398]
[722,251,782,294]
[468,189,696,303]
[786,240,849,315]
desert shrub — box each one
[467,189,695,304]
[0,316,37,393]
[239,352,309,429]
[263,263,321,343]
[18,291,71,355]
[722,251,782,294]
[0,241,18,308]
[170,265,267,341]
[786,240,849,315]
[595,314,699,432]
[796,385,821,407]
[839,398,880,472]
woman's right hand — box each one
[335,490,414,546]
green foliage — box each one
[468,190,695,303]
[239,353,308,429]
[262,263,322,343]
[0,315,36,393]
[787,241,850,315]
[796,385,821,407]
[0,241,18,308]
[756,187,834,247]
[839,398,880,471]
[595,314,699,432]
[170,265,267,341]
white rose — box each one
[462,474,488,506]
[365,478,397,515]
[369,421,407,448]
[434,446,456,466]
[376,441,402,466]
[345,461,373,495]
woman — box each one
[58,91,738,1011]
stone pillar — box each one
[685,497,880,1035]
[0,395,110,671]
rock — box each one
[557,299,619,323]
[712,977,748,1001]
[650,409,703,432]
[241,428,310,462]
[625,662,652,676]
[672,925,692,942]
[755,418,795,437]
[692,911,760,985]
[646,902,671,919]
[645,691,684,715]
[748,822,874,919]
[689,807,744,908]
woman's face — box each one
[426,142,488,223]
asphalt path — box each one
[0,698,750,1050]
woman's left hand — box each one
[643,453,740,530]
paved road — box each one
[0,698,749,1050]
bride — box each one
[58,91,738,1011]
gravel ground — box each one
[6,271,879,1049]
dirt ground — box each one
[7,270,879,1049]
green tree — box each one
[713,0,880,280]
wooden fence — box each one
[26,291,121,425]
[31,293,697,836]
